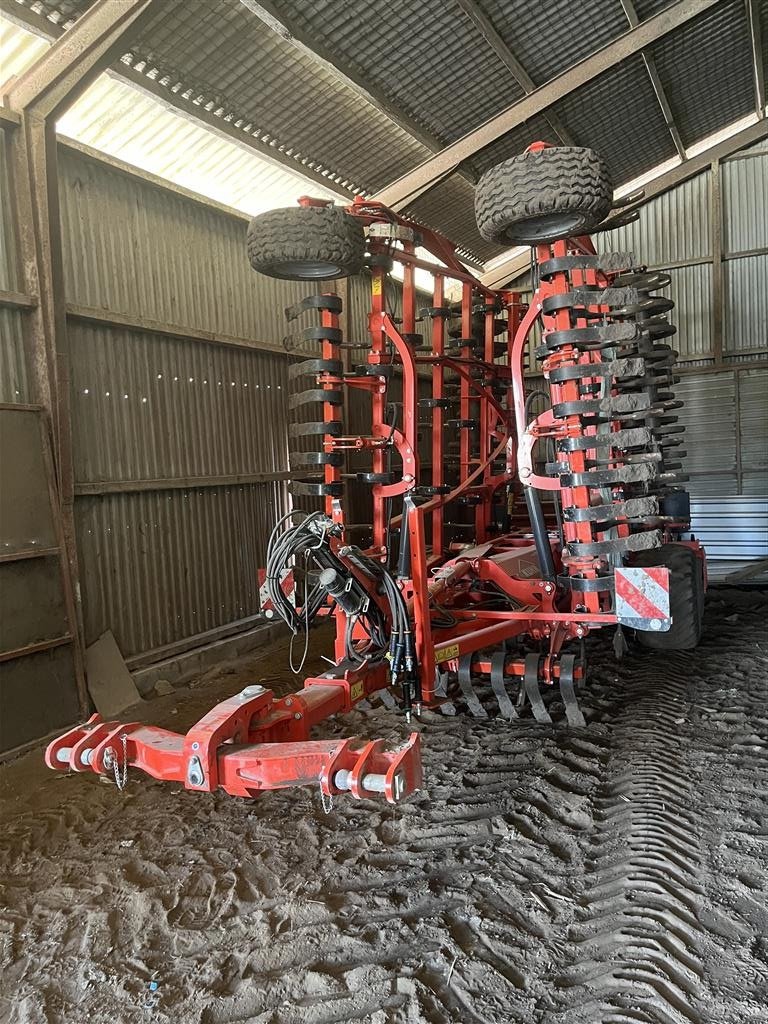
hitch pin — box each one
[334,770,406,800]
[56,747,93,765]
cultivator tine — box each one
[434,669,449,698]
[558,653,586,728]
[377,688,398,710]
[524,653,552,725]
[490,651,518,720]
[433,670,457,716]
[458,655,488,718]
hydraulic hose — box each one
[524,487,557,583]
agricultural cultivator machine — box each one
[47,144,706,808]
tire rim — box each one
[506,211,587,243]
[271,259,344,278]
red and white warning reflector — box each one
[615,566,671,632]
[258,568,295,618]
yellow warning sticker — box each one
[350,681,365,702]
[371,277,383,297]
[435,643,460,664]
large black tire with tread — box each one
[633,543,704,651]
[247,205,365,280]
[474,146,613,245]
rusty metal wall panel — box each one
[0,126,19,292]
[724,255,768,354]
[722,150,768,253]
[0,308,28,403]
[74,481,288,656]
[58,147,332,355]
[0,645,79,753]
[0,558,68,651]
[68,322,291,484]
[0,127,28,404]
[0,407,58,555]
[603,170,712,264]
[0,408,79,751]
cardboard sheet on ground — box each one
[85,630,141,717]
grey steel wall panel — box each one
[668,263,713,360]
[75,481,288,656]
[742,472,768,495]
[739,369,768,482]
[690,496,768,564]
[684,474,739,496]
[724,255,768,354]
[675,372,737,481]
[68,322,291,484]
[58,148,334,355]
[603,170,711,265]
[0,126,18,292]
[722,150,768,253]
[0,308,28,403]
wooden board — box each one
[85,630,141,717]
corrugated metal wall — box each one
[605,171,712,268]
[75,482,287,655]
[602,144,768,503]
[68,325,291,484]
[603,146,768,365]
[59,145,338,354]
[57,144,367,660]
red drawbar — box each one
[45,676,422,805]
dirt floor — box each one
[1,588,767,1024]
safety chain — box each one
[318,777,334,815]
[103,733,129,791]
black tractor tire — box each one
[632,543,704,651]
[247,205,365,281]
[474,146,613,245]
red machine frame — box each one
[48,146,701,804]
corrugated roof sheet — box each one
[276,0,526,145]
[648,0,757,146]
[1,18,345,217]
[121,0,430,193]
[2,0,763,265]
[59,72,345,214]
[405,173,504,263]
[549,55,678,184]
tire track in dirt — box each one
[553,589,768,1024]
[556,661,704,1024]
[1,662,609,1024]
[679,591,768,1024]
[2,594,766,1023]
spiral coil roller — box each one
[537,252,688,593]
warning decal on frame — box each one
[435,643,460,664]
